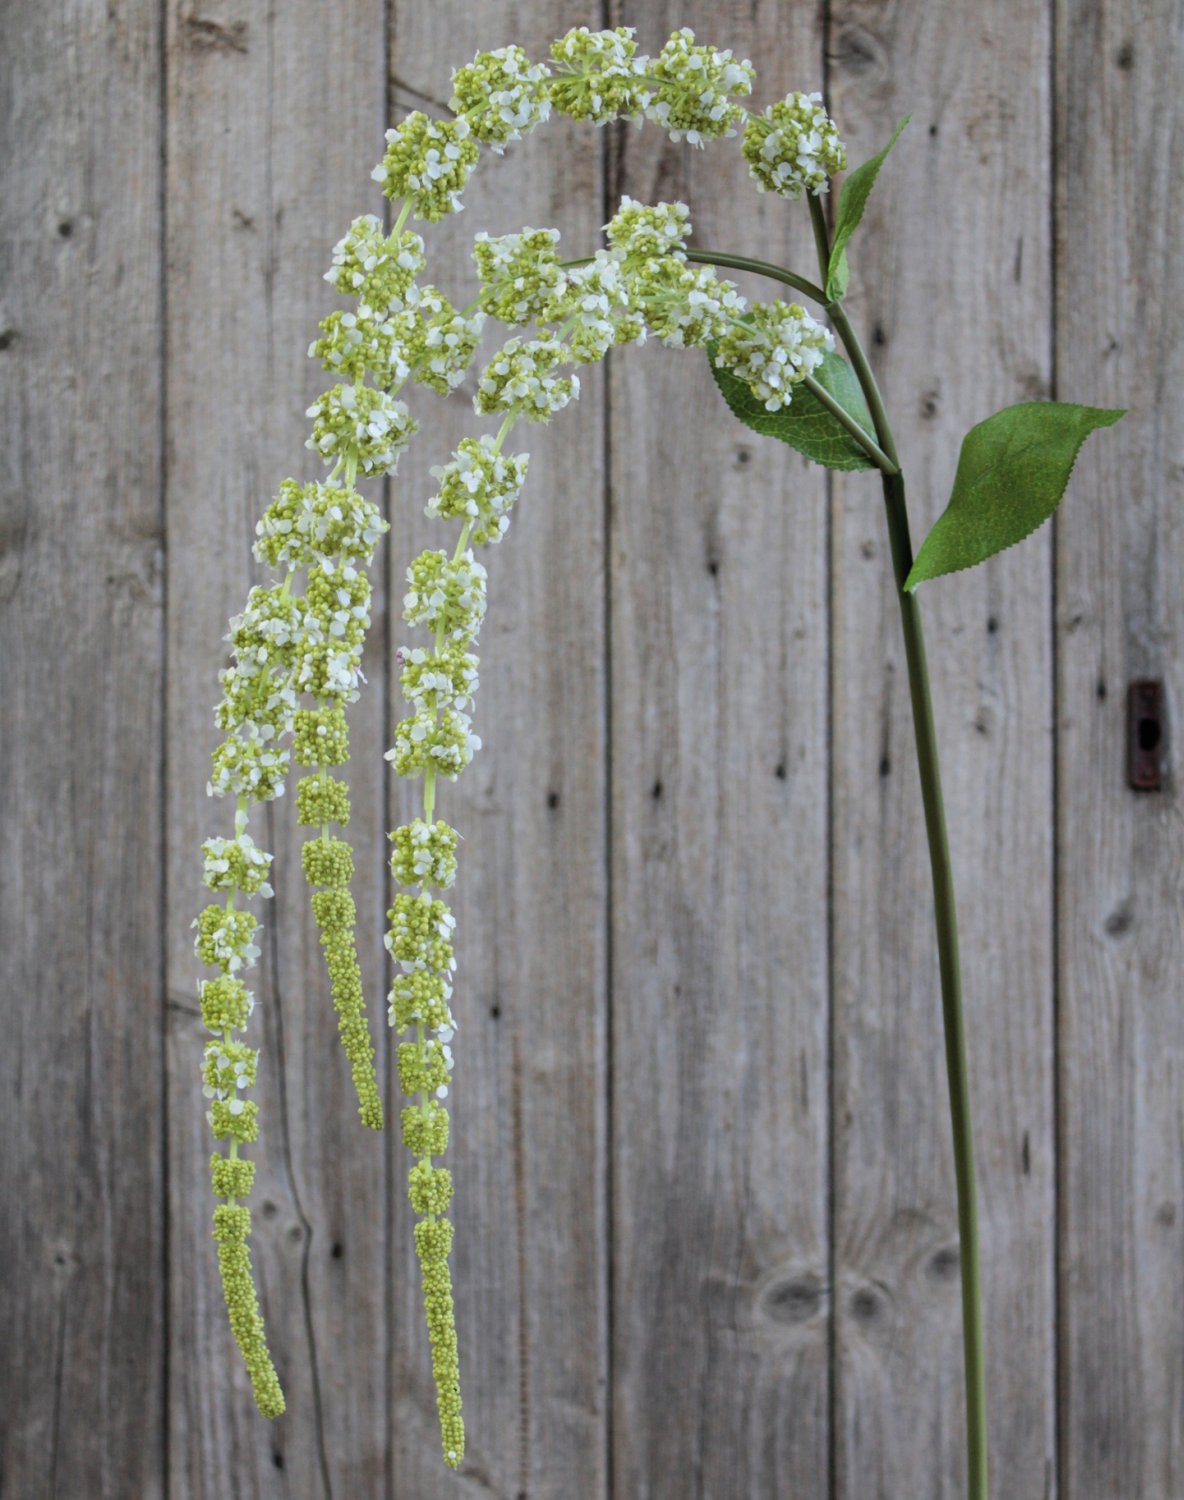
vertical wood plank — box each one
[164,3,389,1493]
[385,6,609,1494]
[607,7,832,1495]
[0,1,165,1496]
[1056,1,1184,1494]
[827,2,1057,1495]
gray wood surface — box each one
[2,2,1180,1496]
[607,5,832,1496]
[0,2,166,1497]
[828,3,1057,1496]
[1056,1,1184,1496]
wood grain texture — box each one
[607,6,833,1495]
[385,6,609,1495]
[827,2,1057,1495]
[0,1,166,1496]
[164,3,389,1494]
[1056,0,1184,1494]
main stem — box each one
[808,199,988,1500]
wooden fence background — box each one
[2,0,1180,1495]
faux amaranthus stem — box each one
[807,194,988,1500]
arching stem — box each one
[807,193,988,1500]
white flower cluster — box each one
[743,92,846,198]
[602,196,746,351]
[208,727,289,801]
[548,25,653,125]
[605,194,691,261]
[472,227,564,325]
[324,216,425,302]
[714,301,834,411]
[475,335,579,421]
[543,250,648,362]
[305,382,417,475]
[643,27,755,147]
[426,435,530,545]
[402,548,488,641]
[201,833,275,898]
[641,259,748,349]
[449,44,552,152]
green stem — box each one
[558,251,827,307]
[807,194,987,1500]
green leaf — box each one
[828,246,849,301]
[706,345,877,472]
[905,402,1126,591]
[826,116,910,301]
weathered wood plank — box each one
[607,7,833,1495]
[1056,1,1184,1494]
[827,2,1057,1495]
[0,1,165,1496]
[164,4,389,1493]
[385,6,609,1494]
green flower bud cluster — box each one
[197,782,282,1417]
[548,26,653,126]
[200,975,253,1031]
[296,771,351,826]
[325,217,425,303]
[742,91,846,198]
[201,832,274,896]
[193,904,261,973]
[372,112,479,222]
[306,871,384,1130]
[414,1217,464,1467]
[390,818,460,888]
[305,382,417,475]
[472,228,564,326]
[475,335,579,421]
[310,304,412,385]
[293,704,350,767]
[401,1100,449,1156]
[426,435,530,545]
[212,1202,285,1419]
[389,968,453,1031]
[643,27,754,147]
[714,300,834,411]
[203,1036,258,1097]
[388,891,458,975]
[254,480,387,571]
[301,835,354,888]
[449,44,552,153]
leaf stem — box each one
[799,372,899,475]
[807,192,988,1500]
